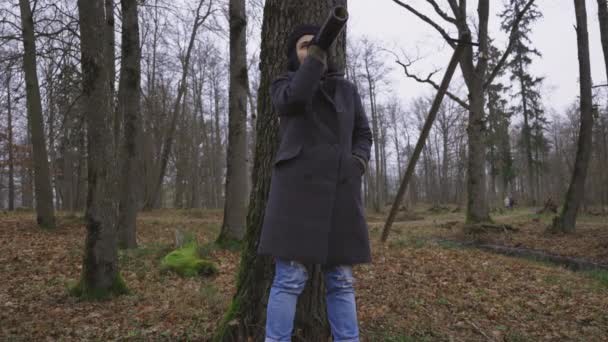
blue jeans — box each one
[265,258,360,342]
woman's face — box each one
[296,34,315,65]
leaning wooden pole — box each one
[380,34,469,243]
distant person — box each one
[504,195,514,210]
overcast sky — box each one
[346,0,606,114]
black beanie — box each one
[286,24,320,71]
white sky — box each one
[347,0,606,114]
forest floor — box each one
[1,206,607,341]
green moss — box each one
[212,298,242,342]
[68,272,130,300]
[586,269,608,289]
[160,242,218,277]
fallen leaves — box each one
[1,208,608,341]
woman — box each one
[257,23,373,342]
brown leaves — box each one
[2,209,608,341]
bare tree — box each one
[18,0,56,228]
[5,65,15,210]
[72,0,127,298]
[145,0,214,209]
[217,0,249,243]
[361,37,385,212]
[392,0,536,223]
[550,0,595,233]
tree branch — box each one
[484,0,536,89]
[391,0,456,49]
[426,0,456,24]
[446,0,459,16]
[395,58,469,110]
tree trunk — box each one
[517,56,537,206]
[365,72,382,212]
[21,141,33,208]
[441,121,450,202]
[212,70,223,208]
[6,68,15,211]
[597,0,608,208]
[213,1,346,340]
[19,0,56,227]
[550,0,595,233]
[466,81,491,223]
[117,0,141,249]
[73,0,126,299]
[218,0,249,243]
[598,0,608,88]
[105,0,119,148]
[461,0,491,224]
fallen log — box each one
[463,223,519,234]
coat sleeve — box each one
[270,54,326,116]
[351,86,373,168]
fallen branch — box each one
[463,223,519,234]
[436,239,608,272]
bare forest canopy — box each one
[0,0,606,218]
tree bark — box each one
[18,0,56,228]
[213,1,346,340]
[74,0,126,298]
[550,0,595,233]
[117,0,141,249]
[218,0,249,243]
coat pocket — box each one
[274,144,303,166]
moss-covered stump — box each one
[160,242,218,277]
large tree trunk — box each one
[73,0,126,298]
[462,0,491,224]
[550,0,595,233]
[213,1,346,340]
[117,0,141,249]
[218,0,249,243]
[18,0,56,228]
[465,81,491,222]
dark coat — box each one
[256,54,373,266]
